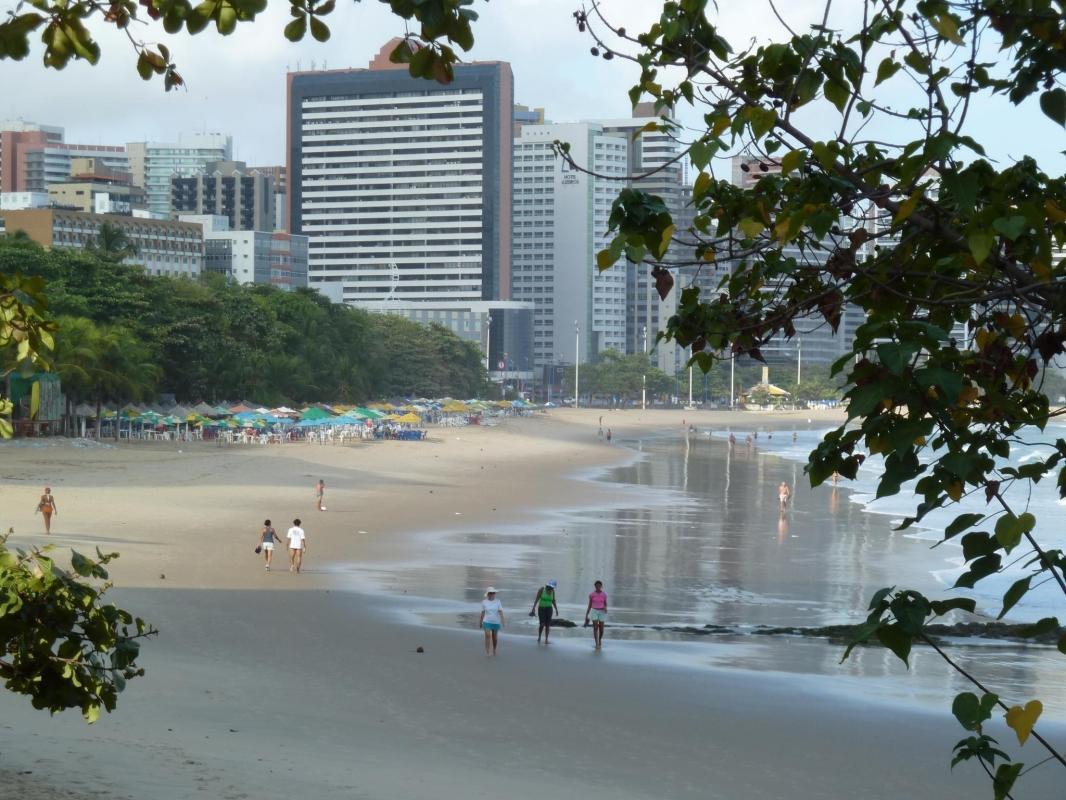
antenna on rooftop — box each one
[310,59,316,71]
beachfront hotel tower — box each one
[511,121,629,368]
[286,41,513,306]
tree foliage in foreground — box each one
[0,533,155,722]
[0,238,492,404]
[0,0,480,90]
[1,282,154,722]
[580,0,1065,793]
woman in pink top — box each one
[584,580,608,649]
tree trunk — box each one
[95,398,102,440]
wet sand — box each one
[1,409,1062,798]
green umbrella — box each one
[300,407,333,421]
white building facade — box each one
[287,41,512,307]
[512,122,628,368]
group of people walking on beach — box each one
[478,580,609,656]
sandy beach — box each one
[1,408,1062,799]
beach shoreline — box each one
[4,407,1063,799]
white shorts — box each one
[261,542,274,551]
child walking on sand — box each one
[480,587,504,656]
[584,580,608,649]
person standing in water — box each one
[314,479,326,511]
[480,587,504,656]
[605,428,612,443]
[584,580,608,649]
[258,519,279,571]
[529,580,559,644]
[35,487,57,534]
[287,518,307,573]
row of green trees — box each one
[0,237,492,410]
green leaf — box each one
[952,691,997,731]
[994,512,1034,553]
[780,149,805,176]
[1039,88,1065,127]
[945,513,984,540]
[960,531,996,561]
[992,216,1026,241]
[823,79,849,113]
[309,16,329,42]
[966,230,993,263]
[874,57,901,86]
[998,575,1032,619]
[876,624,911,664]
[929,597,976,616]
[283,15,306,41]
[930,13,963,45]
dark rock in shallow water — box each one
[643,621,1063,646]
[550,618,577,628]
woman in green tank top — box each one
[529,580,559,644]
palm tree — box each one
[51,317,158,438]
[87,222,138,262]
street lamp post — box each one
[641,324,647,411]
[730,355,736,409]
[484,313,492,375]
[574,325,582,407]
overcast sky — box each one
[2,0,1062,172]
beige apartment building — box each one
[0,208,203,277]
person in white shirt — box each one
[479,587,504,657]
[287,519,307,573]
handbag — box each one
[254,545,262,554]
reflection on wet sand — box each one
[356,431,1066,718]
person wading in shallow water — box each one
[778,481,792,512]
[314,479,326,511]
[529,580,559,644]
[35,487,57,534]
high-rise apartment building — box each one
[512,122,629,368]
[170,161,275,231]
[600,105,691,373]
[287,40,513,305]
[249,165,287,230]
[127,133,233,217]
[1,121,127,193]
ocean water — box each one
[729,424,1066,623]
[335,422,1066,717]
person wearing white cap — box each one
[529,580,559,644]
[479,587,505,656]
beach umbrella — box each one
[393,412,421,424]
[300,407,332,421]
[213,405,233,416]
[162,415,182,426]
